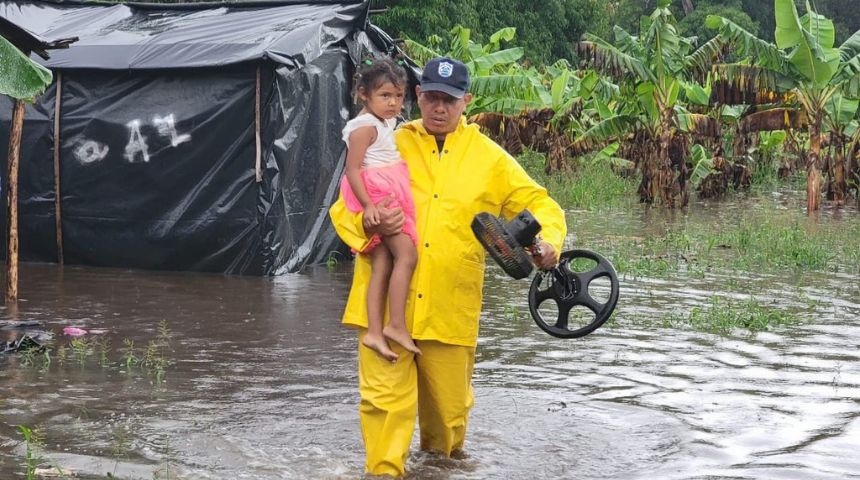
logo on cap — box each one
[438,62,454,78]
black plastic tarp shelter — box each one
[1,0,391,274]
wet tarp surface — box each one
[0,0,384,274]
[0,0,367,69]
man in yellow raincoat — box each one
[329,57,566,477]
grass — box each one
[662,295,805,335]
[607,208,860,278]
[747,156,807,195]
[517,150,639,211]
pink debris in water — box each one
[63,327,88,336]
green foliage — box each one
[517,149,639,211]
[404,26,595,118]
[605,0,859,44]
[18,425,44,480]
[747,130,788,189]
[688,144,716,188]
[679,3,759,43]
[373,0,611,63]
[0,36,53,101]
[774,0,840,85]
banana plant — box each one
[404,26,542,115]
[574,0,723,207]
[706,0,860,211]
[406,26,607,172]
[823,92,860,203]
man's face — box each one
[416,87,472,136]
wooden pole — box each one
[53,71,64,264]
[5,99,26,304]
[255,66,262,183]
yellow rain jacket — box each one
[329,117,566,347]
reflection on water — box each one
[1,200,859,479]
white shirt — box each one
[342,112,401,168]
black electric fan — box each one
[471,210,619,338]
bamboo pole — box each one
[5,99,26,304]
[53,71,64,264]
[255,66,262,183]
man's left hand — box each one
[531,240,558,270]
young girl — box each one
[340,58,421,362]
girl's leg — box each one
[364,246,398,362]
[381,233,421,355]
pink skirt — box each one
[340,161,418,253]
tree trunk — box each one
[658,108,676,207]
[807,119,822,212]
[5,100,25,305]
[546,129,568,173]
[638,141,659,204]
[833,138,846,206]
[681,0,695,15]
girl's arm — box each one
[344,125,377,209]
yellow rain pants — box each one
[358,332,475,477]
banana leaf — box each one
[689,144,715,189]
[472,47,524,75]
[839,30,860,62]
[578,34,656,83]
[824,92,859,132]
[570,114,641,155]
[0,36,53,101]
[706,15,787,74]
[774,0,839,85]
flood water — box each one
[1,199,859,480]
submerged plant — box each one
[668,295,804,335]
[18,425,44,480]
[95,337,112,368]
[604,204,860,278]
[502,303,522,322]
[122,338,138,370]
[39,349,52,372]
[55,344,67,366]
[151,437,176,480]
[142,340,168,385]
[19,347,36,368]
[157,319,171,347]
[70,337,91,367]
[325,251,343,270]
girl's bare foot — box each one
[362,333,398,362]
[383,325,422,355]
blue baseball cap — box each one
[419,57,470,98]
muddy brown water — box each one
[1,200,859,479]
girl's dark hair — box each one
[353,56,407,104]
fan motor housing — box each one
[470,210,541,280]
